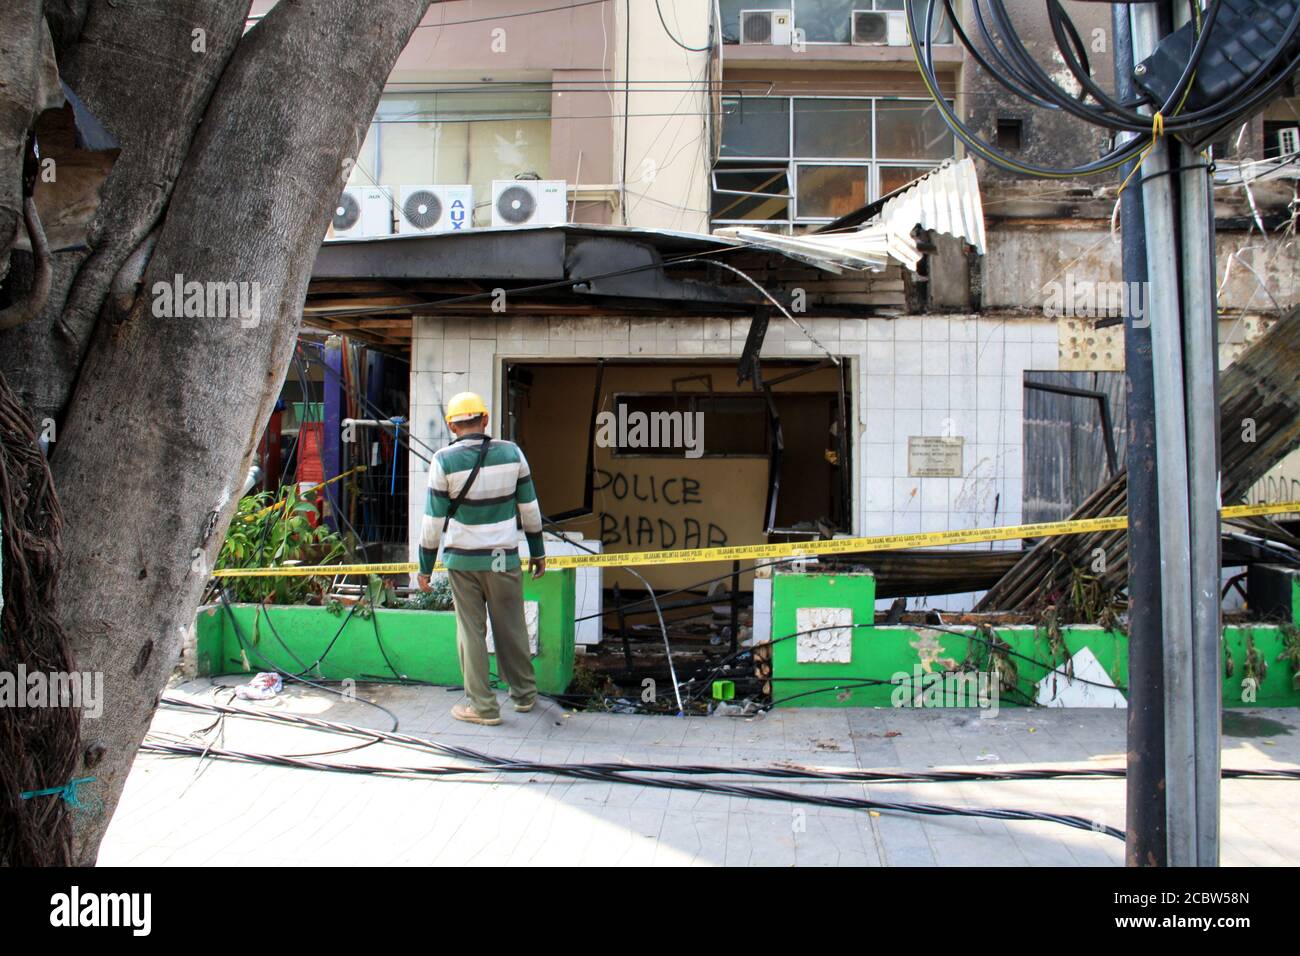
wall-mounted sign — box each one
[907,436,964,478]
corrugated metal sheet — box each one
[716,158,986,273]
[1022,371,1128,524]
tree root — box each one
[0,196,52,332]
[0,370,80,866]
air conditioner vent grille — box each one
[332,193,360,231]
[402,190,443,230]
[496,185,538,224]
[853,10,889,44]
[742,11,773,44]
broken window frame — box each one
[751,357,854,536]
[507,359,604,523]
[712,95,955,230]
[507,356,853,536]
[710,165,793,224]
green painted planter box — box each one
[770,569,1300,709]
[196,569,575,695]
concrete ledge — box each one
[195,569,576,695]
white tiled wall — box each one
[858,314,1059,611]
[409,311,1060,613]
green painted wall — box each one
[196,569,576,695]
[770,570,1300,709]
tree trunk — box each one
[0,0,430,864]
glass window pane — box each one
[793,0,856,43]
[878,165,934,199]
[796,164,868,219]
[467,119,551,225]
[875,100,953,159]
[377,119,468,187]
[900,0,954,43]
[348,125,379,187]
[375,89,549,123]
[720,98,791,158]
[712,166,791,221]
[372,90,552,227]
[793,99,871,158]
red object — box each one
[298,422,324,484]
[258,409,282,494]
[296,422,325,529]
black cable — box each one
[266,597,359,676]
[743,619,1130,696]
[574,554,812,623]
[158,696,1300,784]
[621,0,631,225]
[141,735,1125,839]
[145,695,1300,842]
[541,514,684,713]
[297,341,438,464]
[219,589,400,732]
[907,0,1300,178]
[654,0,711,52]
[149,697,1153,840]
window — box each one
[1264,120,1300,159]
[719,0,953,45]
[712,96,955,229]
[610,393,769,458]
[996,117,1024,151]
[347,87,552,227]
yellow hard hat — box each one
[445,391,488,424]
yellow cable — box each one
[243,465,367,522]
[1116,111,1165,197]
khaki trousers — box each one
[448,568,537,719]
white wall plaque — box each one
[907,436,964,478]
[795,607,853,664]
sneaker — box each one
[451,703,502,726]
[513,699,537,713]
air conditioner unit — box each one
[851,9,908,46]
[490,180,567,227]
[325,187,391,241]
[396,185,474,234]
[1279,126,1300,157]
[740,9,794,46]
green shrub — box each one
[216,485,348,604]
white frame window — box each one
[711,95,955,230]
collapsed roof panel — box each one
[715,158,987,273]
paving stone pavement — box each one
[97,679,1300,866]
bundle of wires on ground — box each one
[905,0,1300,176]
[144,695,1300,843]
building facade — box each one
[290,1,1300,615]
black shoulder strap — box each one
[443,436,491,532]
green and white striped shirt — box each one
[418,434,545,573]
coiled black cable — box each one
[906,0,1300,175]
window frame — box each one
[712,94,954,229]
[350,86,554,222]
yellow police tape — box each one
[209,499,1300,578]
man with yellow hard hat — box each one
[417,391,546,725]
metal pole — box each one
[1112,4,1166,868]
[1130,1,1198,866]
[1179,132,1224,871]
[729,560,741,655]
